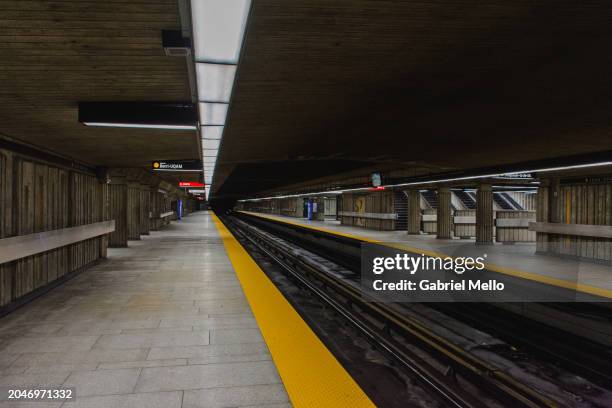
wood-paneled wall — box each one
[340,191,395,230]
[150,191,172,230]
[0,148,108,308]
[126,186,140,240]
[108,184,128,247]
[496,211,536,243]
[139,189,150,235]
[537,178,612,262]
[454,210,475,238]
[422,209,437,234]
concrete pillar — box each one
[475,184,494,244]
[436,187,452,239]
[535,178,551,253]
[407,190,421,234]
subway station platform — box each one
[240,211,612,299]
[0,212,372,407]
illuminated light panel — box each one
[199,103,228,126]
[191,0,251,64]
[197,63,236,103]
[203,139,221,149]
[83,122,196,130]
[203,156,217,164]
[201,125,224,139]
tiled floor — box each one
[0,212,290,408]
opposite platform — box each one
[239,211,612,299]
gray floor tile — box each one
[97,358,187,370]
[210,328,264,345]
[62,368,140,397]
[147,343,271,361]
[93,332,209,349]
[1,336,100,353]
[135,361,281,392]
[182,384,289,408]
[0,372,69,387]
[62,391,182,408]
[12,349,149,366]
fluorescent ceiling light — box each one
[199,103,228,126]
[202,126,224,139]
[204,156,217,164]
[386,161,612,188]
[203,148,218,156]
[237,161,612,202]
[83,122,196,130]
[191,0,251,64]
[197,63,236,103]
[203,139,221,150]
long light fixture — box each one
[83,122,196,130]
[191,0,252,200]
[79,102,197,130]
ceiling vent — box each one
[162,30,192,57]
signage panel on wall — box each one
[179,182,205,187]
[152,160,202,171]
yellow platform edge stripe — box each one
[239,211,612,300]
[212,213,375,408]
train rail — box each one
[224,214,563,408]
[233,211,612,388]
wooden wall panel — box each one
[127,186,140,240]
[108,184,128,247]
[537,179,611,262]
[139,189,150,235]
[496,211,536,243]
[454,209,475,238]
[340,192,395,230]
[0,150,13,306]
[0,153,108,308]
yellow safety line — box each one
[212,213,375,408]
[239,211,612,299]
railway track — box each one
[224,214,563,408]
[233,212,612,388]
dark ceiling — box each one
[215,0,612,199]
[0,0,200,183]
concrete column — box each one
[535,179,551,253]
[475,184,494,244]
[407,190,421,234]
[436,187,452,239]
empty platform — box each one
[0,212,289,408]
[240,211,612,300]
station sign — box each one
[152,160,202,171]
[495,172,533,179]
[179,182,205,187]
[188,189,206,194]
[371,172,382,187]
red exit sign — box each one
[179,182,205,187]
